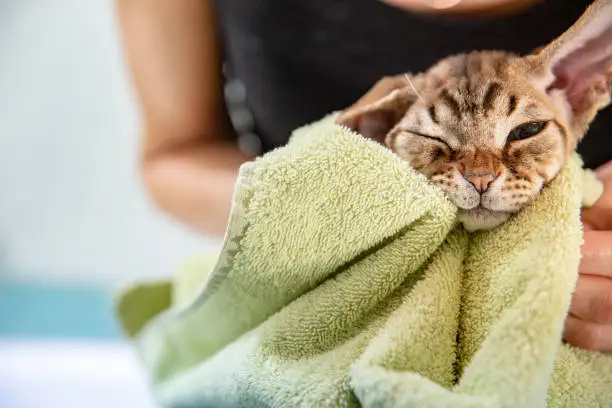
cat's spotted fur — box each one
[338,0,612,231]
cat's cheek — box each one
[480,173,526,212]
[446,179,481,210]
[392,138,429,169]
[504,135,565,182]
[502,146,529,176]
[479,178,507,211]
[430,171,475,209]
[536,142,566,181]
[482,184,540,213]
[537,161,563,182]
[482,195,521,213]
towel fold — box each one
[116,113,612,408]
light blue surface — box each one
[0,281,158,408]
[0,281,121,339]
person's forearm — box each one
[141,140,251,236]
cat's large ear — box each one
[336,85,416,144]
[522,0,612,136]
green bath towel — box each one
[116,114,612,408]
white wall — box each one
[0,0,219,285]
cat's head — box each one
[337,0,612,231]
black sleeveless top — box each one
[213,0,611,168]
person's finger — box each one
[563,315,612,352]
[569,274,612,324]
[581,180,612,230]
[596,161,612,180]
[580,230,612,278]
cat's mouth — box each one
[464,205,497,216]
[457,206,512,232]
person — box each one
[115,0,612,351]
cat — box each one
[337,0,612,231]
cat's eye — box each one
[507,121,549,142]
[402,129,453,150]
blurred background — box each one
[0,1,219,406]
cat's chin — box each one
[458,207,511,232]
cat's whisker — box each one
[404,74,429,105]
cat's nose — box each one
[465,174,494,193]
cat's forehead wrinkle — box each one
[419,52,557,123]
[403,50,567,150]
[428,104,439,124]
[419,54,520,123]
[507,95,518,116]
[482,82,502,114]
[430,79,512,127]
[439,89,463,120]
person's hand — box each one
[563,162,612,351]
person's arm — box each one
[115,0,250,236]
